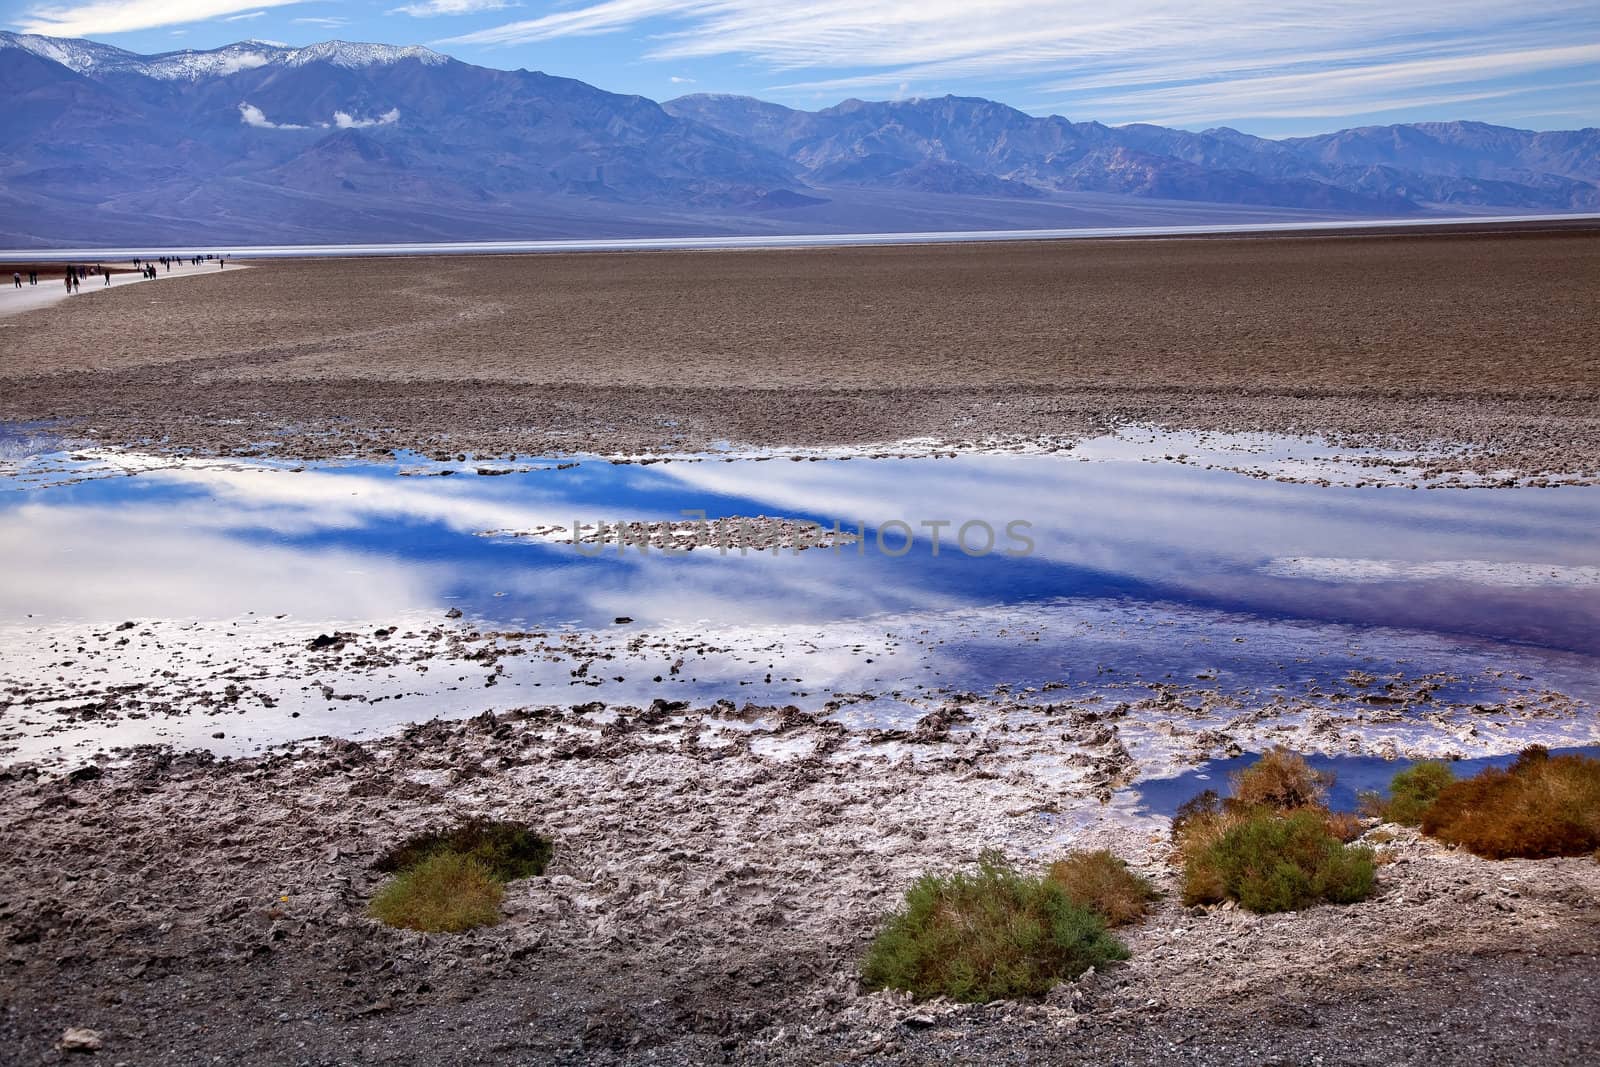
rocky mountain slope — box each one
[1,31,1595,246]
[666,94,1600,213]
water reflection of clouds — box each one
[661,455,1600,573]
[0,503,439,620]
[2,452,1597,649]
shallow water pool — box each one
[2,434,1597,760]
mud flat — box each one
[2,704,1598,1064]
[0,226,1597,484]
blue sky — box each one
[6,0,1598,136]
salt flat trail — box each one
[0,261,244,320]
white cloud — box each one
[238,101,306,128]
[14,0,303,37]
[391,0,513,16]
[292,16,347,27]
[439,1,1600,126]
[333,107,401,128]
[239,102,400,129]
[669,74,695,83]
[1064,43,1600,125]
[223,9,267,19]
[440,0,692,45]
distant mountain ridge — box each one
[1,30,1595,247]
[3,32,446,80]
[665,94,1600,213]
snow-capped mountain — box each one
[0,31,444,81]
[0,31,1594,247]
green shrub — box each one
[1046,850,1157,927]
[1183,809,1376,913]
[370,852,505,932]
[1360,761,1457,825]
[377,818,552,881]
[1421,747,1600,859]
[862,853,1129,1002]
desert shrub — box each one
[1171,748,1377,912]
[1421,747,1600,859]
[1172,789,1223,836]
[1229,747,1331,812]
[1360,761,1457,825]
[1170,792,1240,904]
[1323,810,1365,843]
[861,853,1129,1002]
[1046,850,1157,926]
[370,852,505,932]
[377,818,551,881]
[1183,809,1376,913]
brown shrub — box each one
[1046,850,1157,926]
[1324,810,1365,843]
[1229,747,1332,812]
[1421,747,1600,859]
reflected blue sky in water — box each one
[1132,745,1600,817]
[1,451,1597,655]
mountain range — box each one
[2,31,1597,247]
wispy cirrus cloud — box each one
[1058,42,1600,125]
[223,9,268,20]
[12,0,303,36]
[439,0,1600,126]
[390,0,514,15]
[439,0,698,45]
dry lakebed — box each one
[1,225,1598,1064]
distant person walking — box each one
[104,270,111,286]
[29,270,37,285]
[11,272,19,289]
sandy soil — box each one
[1,225,1596,481]
[1,707,1596,1065]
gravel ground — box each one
[1,709,1597,1065]
[1,224,1597,482]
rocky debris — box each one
[56,1028,102,1053]
[6,603,1589,769]
[478,516,863,552]
[1,710,1597,1064]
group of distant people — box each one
[55,265,106,292]
[9,252,229,296]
